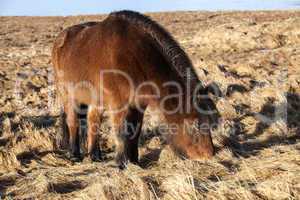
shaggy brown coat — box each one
[52,10,220,168]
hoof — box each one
[70,156,81,162]
[83,153,102,163]
[83,155,93,163]
[89,148,102,162]
[129,157,139,165]
[66,151,81,162]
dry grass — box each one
[0,11,299,199]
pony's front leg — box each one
[111,107,144,169]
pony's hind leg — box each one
[112,107,145,169]
[64,102,81,161]
[86,105,104,161]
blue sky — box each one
[1,0,300,16]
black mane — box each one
[109,10,203,91]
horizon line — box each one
[1,8,299,17]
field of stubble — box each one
[0,11,299,199]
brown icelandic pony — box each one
[52,10,220,168]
